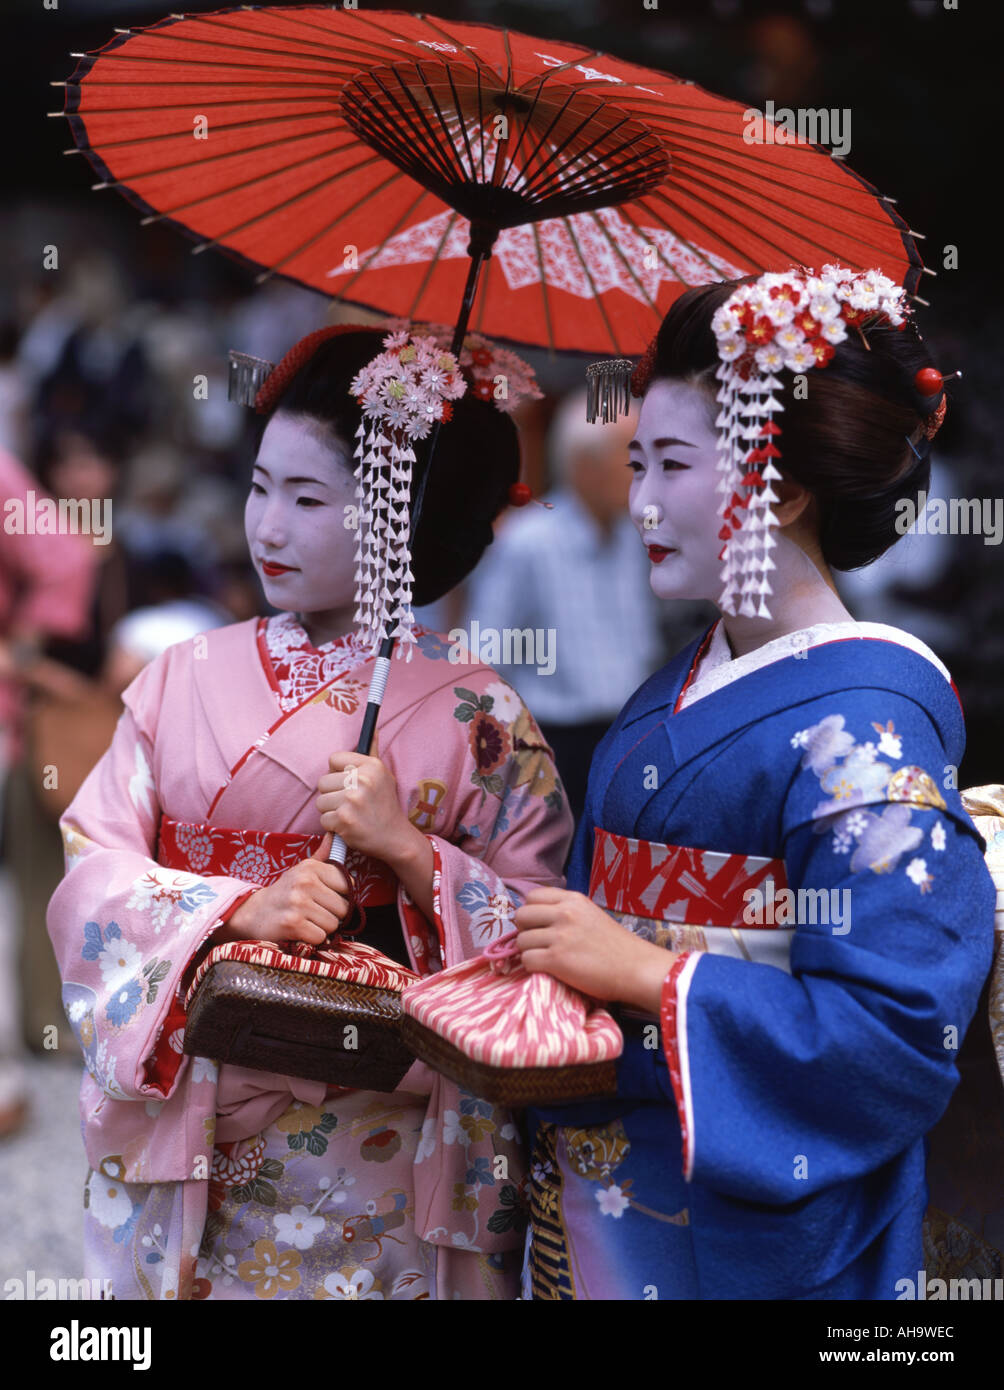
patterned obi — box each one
[157,817,397,906]
[589,829,794,974]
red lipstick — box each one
[646,545,674,564]
[262,561,296,577]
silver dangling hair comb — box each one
[585,358,634,424]
[228,350,276,407]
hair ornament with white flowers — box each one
[710,265,911,619]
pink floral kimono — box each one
[47,613,572,1300]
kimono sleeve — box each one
[659,689,996,1204]
[47,679,259,1105]
[398,672,574,965]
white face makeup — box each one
[627,378,724,605]
[628,376,854,646]
[244,412,357,619]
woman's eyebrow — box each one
[252,462,328,487]
[628,436,697,451]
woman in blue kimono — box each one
[514,266,996,1300]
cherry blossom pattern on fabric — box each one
[790,712,948,893]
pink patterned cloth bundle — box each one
[399,930,623,1106]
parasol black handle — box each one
[408,230,498,537]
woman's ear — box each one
[773,478,814,529]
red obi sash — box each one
[157,817,397,905]
[589,829,788,928]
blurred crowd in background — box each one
[0,0,999,1155]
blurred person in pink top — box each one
[0,446,96,1136]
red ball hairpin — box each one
[914,366,960,397]
[508,482,553,510]
[913,366,960,440]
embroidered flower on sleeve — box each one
[848,805,924,875]
[906,857,934,892]
[415,1117,437,1163]
[872,720,903,759]
[886,765,947,811]
[459,1112,496,1144]
[126,869,219,932]
[818,748,893,809]
[451,1183,479,1212]
[791,713,856,772]
[128,744,156,818]
[594,1183,630,1219]
[97,935,142,992]
[464,1155,497,1188]
[105,978,144,1027]
[483,681,522,723]
[442,1111,463,1146]
[797,712,948,891]
[468,711,511,775]
[456,879,516,945]
[832,826,854,854]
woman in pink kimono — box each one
[46,326,572,1301]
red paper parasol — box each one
[56,7,926,356]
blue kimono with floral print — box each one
[525,627,995,1300]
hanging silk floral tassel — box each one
[349,331,467,661]
[708,265,910,620]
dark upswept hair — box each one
[641,278,945,570]
[259,328,520,606]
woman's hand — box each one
[515,888,677,1013]
[316,732,435,919]
[220,832,351,946]
[316,730,416,865]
